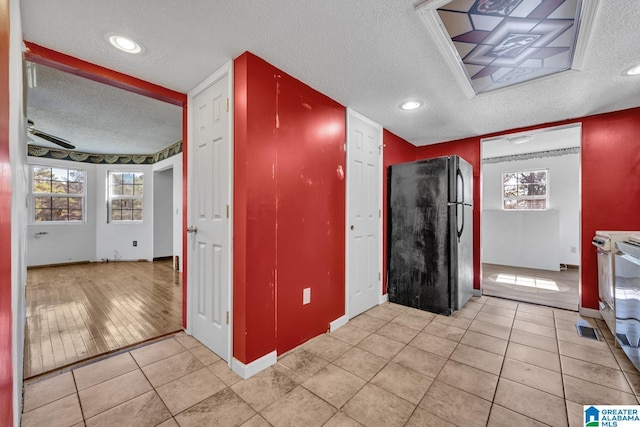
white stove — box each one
[592,230,640,336]
[614,236,640,371]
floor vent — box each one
[617,333,631,346]
[576,325,600,340]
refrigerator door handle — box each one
[457,203,464,241]
[456,168,464,241]
[456,168,464,204]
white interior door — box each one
[188,67,232,362]
[347,109,382,318]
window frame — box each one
[107,170,145,223]
[501,168,549,211]
[30,164,87,224]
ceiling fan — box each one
[27,119,76,150]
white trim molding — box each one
[414,0,476,99]
[330,315,348,332]
[231,351,277,379]
[572,0,601,71]
[378,293,389,305]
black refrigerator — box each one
[387,155,473,315]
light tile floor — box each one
[22,296,640,427]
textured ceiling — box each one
[20,0,640,150]
[27,63,182,155]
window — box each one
[502,169,548,210]
[108,171,144,222]
[31,165,86,222]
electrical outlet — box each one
[133,240,138,247]
[570,246,577,253]
[303,288,311,305]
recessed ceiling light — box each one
[400,100,422,111]
[623,63,640,76]
[106,33,142,54]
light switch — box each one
[303,288,311,305]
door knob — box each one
[186,226,198,233]
[350,225,354,230]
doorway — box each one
[23,58,185,378]
[186,64,233,364]
[346,109,383,319]
[480,124,581,310]
[153,167,175,263]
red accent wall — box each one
[0,0,13,422]
[233,53,278,363]
[580,108,640,309]
[415,138,482,290]
[275,63,346,354]
[233,52,346,362]
[382,130,417,293]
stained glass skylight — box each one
[417,0,584,95]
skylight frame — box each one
[414,0,600,98]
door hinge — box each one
[226,98,229,112]
[378,272,381,281]
[226,311,229,325]
[379,209,381,218]
[226,204,230,218]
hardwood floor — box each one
[24,260,182,378]
[481,263,579,310]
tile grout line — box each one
[468,297,523,425]
[479,298,568,426]
[486,297,513,424]
[321,304,431,425]
[70,370,87,424]
[396,312,438,425]
[553,309,572,427]
[322,305,402,423]
[137,339,192,425]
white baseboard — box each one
[330,315,348,332]
[473,289,482,297]
[378,293,389,304]
[579,307,602,319]
[231,350,276,379]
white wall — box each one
[95,163,154,261]
[482,152,580,268]
[483,209,561,270]
[26,156,183,266]
[26,158,97,266]
[153,168,173,258]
